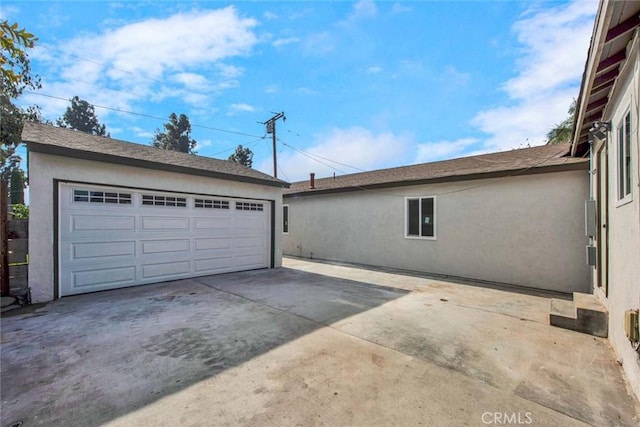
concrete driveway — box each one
[1,258,638,426]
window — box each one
[73,189,131,204]
[283,205,289,233]
[406,197,435,238]
[617,111,632,202]
[195,198,229,209]
[142,194,187,207]
[236,202,264,211]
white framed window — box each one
[236,201,264,211]
[617,111,632,204]
[142,194,187,207]
[194,198,229,209]
[405,196,436,239]
[73,189,132,205]
[283,205,289,234]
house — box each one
[283,144,590,294]
[571,0,640,398]
[23,122,288,303]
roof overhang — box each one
[572,0,640,156]
[27,141,290,189]
[284,161,588,198]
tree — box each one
[9,168,24,204]
[151,113,197,153]
[546,100,576,145]
[1,20,41,179]
[228,145,254,168]
[57,96,109,136]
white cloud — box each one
[391,3,412,14]
[367,66,382,74]
[173,72,209,90]
[415,138,481,163]
[259,126,411,182]
[132,126,154,139]
[304,31,335,55]
[28,6,259,119]
[296,87,320,96]
[0,5,20,20]
[263,11,278,20]
[468,0,596,152]
[273,37,300,48]
[350,1,378,20]
[216,63,244,79]
[441,65,469,86]
[265,84,279,94]
[503,0,597,99]
[228,103,256,114]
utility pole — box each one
[263,112,286,178]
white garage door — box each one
[58,183,271,296]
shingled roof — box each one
[23,122,288,188]
[286,143,587,196]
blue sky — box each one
[3,0,597,182]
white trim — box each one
[615,108,633,207]
[404,196,437,240]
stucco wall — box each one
[597,38,640,398]
[284,170,590,294]
[28,152,284,303]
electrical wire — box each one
[25,91,265,139]
[283,143,576,200]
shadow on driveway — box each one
[0,267,408,426]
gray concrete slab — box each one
[1,258,638,426]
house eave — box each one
[284,161,588,198]
[27,141,290,189]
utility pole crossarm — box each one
[263,112,286,178]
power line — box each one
[25,91,265,139]
[284,144,571,200]
[279,139,366,172]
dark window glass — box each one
[283,206,289,233]
[407,199,419,236]
[421,198,434,237]
[624,113,631,197]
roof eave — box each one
[284,161,588,198]
[27,141,291,189]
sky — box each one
[2,0,598,182]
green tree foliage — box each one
[9,168,24,204]
[1,20,42,178]
[11,203,28,219]
[151,113,197,153]
[228,145,254,168]
[546,100,576,145]
[57,96,109,136]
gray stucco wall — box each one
[28,151,284,303]
[283,170,590,294]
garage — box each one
[23,122,287,302]
[59,183,271,296]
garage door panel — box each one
[71,241,136,260]
[72,266,137,290]
[194,217,232,230]
[141,216,189,231]
[235,253,268,268]
[141,239,190,254]
[71,215,135,232]
[194,237,232,251]
[234,236,265,249]
[194,257,234,273]
[142,261,190,279]
[59,184,271,297]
